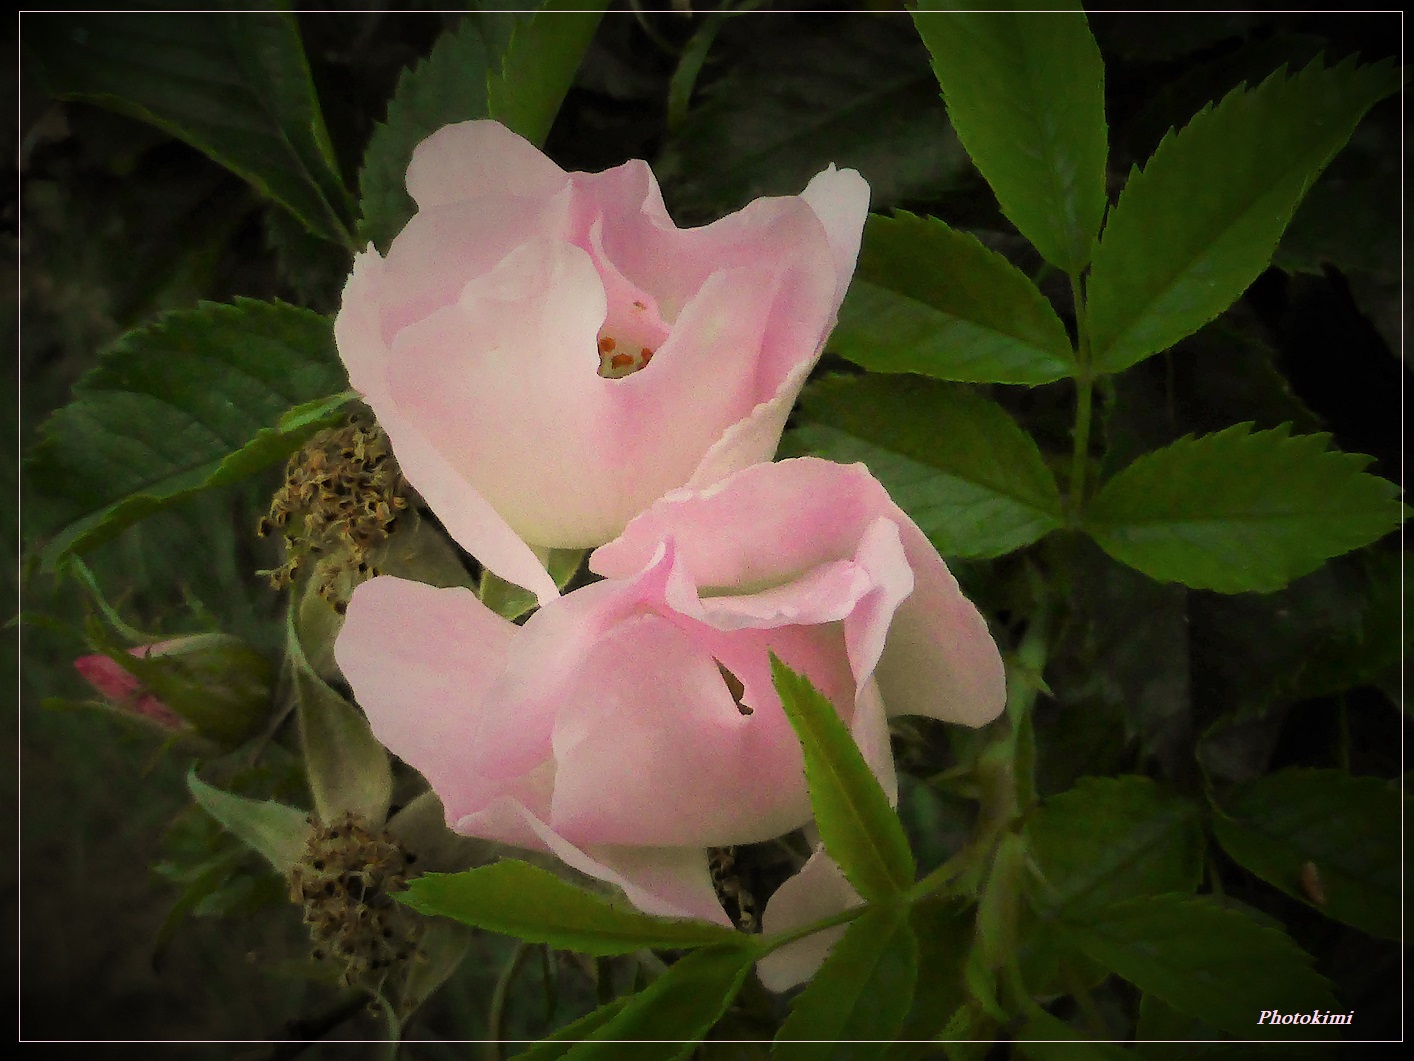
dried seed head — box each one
[258,415,407,608]
[287,811,423,991]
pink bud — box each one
[74,639,191,731]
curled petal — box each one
[878,519,1008,727]
[593,458,1006,728]
[518,812,731,926]
[406,120,569,209]
[800,165,872,308]
[688,360,813,497]
[756,847,863,992]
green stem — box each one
[1068,272,1095,521]
[1063,962,1110,1038]
[754,901,869,956]
[908,848,975,903]
[485,943,530,1061]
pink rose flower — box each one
[335,458,1005,986]
[336,120,869,604]
[74,639,189,731]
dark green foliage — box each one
[1084,423,1405,592]
[657,13,974,222]
[1211,769,1403,940]
[1057,895,1336,1039]
[830,211,1076,384]
[791,376,1063,559]
[26,300,348,566]
[774,905,918,1059]
[27,11,355,247]
[913,2,1109,273]
[1087,56,1398,372]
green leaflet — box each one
[487,0,606,148]
[773,904,918,1060]
[1057,894,1335,1040]
[792,376,1063,559]
[518,999,630,1061]
[479,548,585,622]
[974,831,1027,975]
[897,898,971,1041]
[1026,776,1204,914]
[562,943,759,1061]
[656,14,972,223]
[829,212,1076,384]
[399,860,739,956]
[912,2,1108,273]
[26,11,354,247]
[770,656,915,901]
[1087,55,1399,374]
[1084,423,1405,593]
[287,607,392,826]
[665,2,766,133]
[1210,768,1403,940]
[26,299,350,570]
[357,12,525,251]
[186,768,310,874]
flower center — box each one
[596,332,656,379]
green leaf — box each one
[1057,894,1336,1039]
[287,607,392,825]
[770,655,915,900]
[912,3,1108,273]
[26,12,354,247]
[773,904,918,1060]
[487,1,606,148]
[1087,56,1399,374]
[791,375,1064,559]
[357,13,523,251]
[1211,768,1402,940]
[829,212,1075,385]
[1026,776,1203,914]
[400,860,739,955]
[657,14,973,223]
[974,831,1027,973]
[1134,995,1313,1061]
[186,768,309,873]
[518,999,630,1061]
[897,898,971,1040]
[563,943,758,1061]
[27,299,349,569]
[479,548,585,621]
[1084,423,1406,593]
[666,2,765,133]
